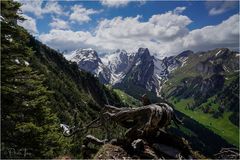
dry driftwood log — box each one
[103,103,182,138]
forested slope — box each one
[1,1,124,158]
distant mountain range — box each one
[65,47,239,98]
[65,48,192,95]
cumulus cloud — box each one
[173,6,186,14]
[206,1,238,16]
[17,0,67,18]
[39,7,239,58]
[91,11,192,52]
[18,0,43,17]
[43,1,68,16]
[39,29,95,51]
[182,14,239,50]
[138,0,146,6]
[18,14,38,35]
[69,5,101,24]
[100,0,130,8]
[49,17,70,29]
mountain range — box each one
[65,47,238,98]
[65,48,191,96]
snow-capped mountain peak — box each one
[64,48,111,84]
[68,48,99,62]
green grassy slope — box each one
[167,109,235,157]
[169,97,239,147]
[113,88,141,107]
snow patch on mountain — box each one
[180,57,188,67]
[101,49,135,84]
[215,50,222,57]
[152,58,167,97]
[110,73,125,84]
[153,58,166,76]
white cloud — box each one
[101,0,130,8]
[49,17,70,29]
[18,14,38,35]
[182,14,239,50]
[38,7,239,58]
[206,1,238,16]
[43,1,68,16]
[17,0,67,18]
[69,5,101,24]
[39,29,94,51]
[18,0,43,17]
[138,0,146,6]
[173,6,186,14]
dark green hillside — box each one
[115,81,162,103]
[1,1,125,158]
[28,37,126,158]
[1,1,65,158]
[28,36,124,117]
[162,49,239,147]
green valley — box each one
[170,97,239,147]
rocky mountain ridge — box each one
[65,47,239,101]
[65,47,192,95]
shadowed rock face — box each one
[131,49,155,87]
[118,48,159,92]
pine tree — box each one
[1,1,65,158]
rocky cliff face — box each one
[163,48,239,99]
[169,74,225,101]
[195,49,237,75]
[124,48,155,90]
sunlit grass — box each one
[113,89,141,107]
[170,97,239,147]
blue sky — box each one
[17,0,239,57]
